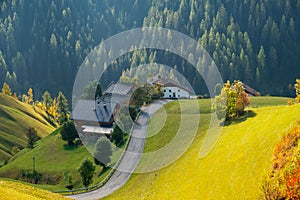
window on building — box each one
[169,95,172,98]
[178,89,180,92]
[169,90,171,92]
[164,90,166,92]
[178,95,180,98]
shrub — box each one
[262,121,300,199]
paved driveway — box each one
[69,100,170,200]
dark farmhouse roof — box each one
[105,81,134,95]
[72,82,134,125]
[152,77,192,93]
[243,83,259,96]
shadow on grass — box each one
[63,144,79,150]
[97,166,109,176]
[224,110,257,126]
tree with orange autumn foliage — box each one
[262,121,300,199]
[213,80,250,121]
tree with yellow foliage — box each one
[232,81,250,116]
[295,79,300,103]
[22,94,28,103]
[28,88,33,104]
[213,80,250,121]
[13,93,18,100]
[1,82,12,96]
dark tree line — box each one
[0,0,300,99]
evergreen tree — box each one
[94,137,112,168]
[111,125,124,147]
[81,81,102,100]
[57,91,69,124]
[42,91,52,112]
[60,121,78,146]
[78,158,95,188]
[26,127,40,149]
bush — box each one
[262,121,300,199]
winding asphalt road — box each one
[69,100,170,200]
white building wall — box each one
[162,87,190,99]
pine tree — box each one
[57,91,69,124]
[42,91,52,112]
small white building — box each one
[162,86,190,98]
[152,76,191,99]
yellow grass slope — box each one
[0,93,56,162]
[0,180,70,200]
[106,100,300,199]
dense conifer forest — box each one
[0,0,300,99]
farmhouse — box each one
[243,83,259,96]
[72,81,134,137]
[152,76,191,99]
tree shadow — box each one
[63,144,79,150]
[97,166,109,176]
[224,110,257,126]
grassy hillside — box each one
[105,97,300,200]
[0,128,123,191]
[0,180,70,200]
[0,93,56,163]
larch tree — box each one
[2,82,12,96]
[27,88,33,104]
[295,79,300,103]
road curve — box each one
[69,100,170,200]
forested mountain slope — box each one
[0,0,299,98]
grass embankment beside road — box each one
[0,180,70,200]
[106,97,300,200]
